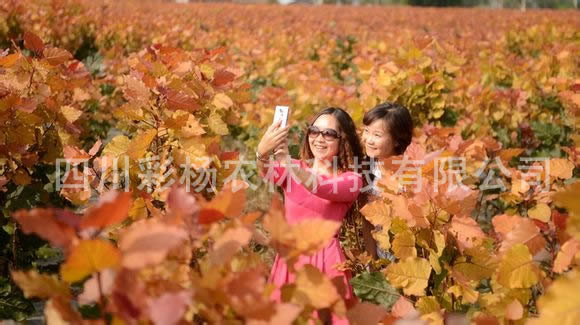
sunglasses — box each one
[307,125,341,141]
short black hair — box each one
[362,102,413,155]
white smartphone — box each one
[273,105,289,128]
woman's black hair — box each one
[362,102,413,156]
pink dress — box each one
[263,159,362,324]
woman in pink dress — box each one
[256,107,366,324]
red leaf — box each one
[553,210,568,230]
[147,291,192,325]
[166,185,200,226]
[23,31,45,55]
[199,209,224,225]
[167,89,199,112]
[80,191,133,230]
[212,70,235,87]
[15,98,38,113]
[118,219,188,269]
[219,151,239,161]
[12,208,78,249]
[346,302,389,325]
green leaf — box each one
[0,277,35,321]
[350,271,400,310]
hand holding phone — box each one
[272,105,289,128]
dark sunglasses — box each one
[307,125,341,141]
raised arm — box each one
[256,120,289,178]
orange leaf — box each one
[499,218,546,257]
[199,180,247,224]
[492,214,520,239]
[553,239,580,273]
[209,226,252,265]
[0,53,20,67]
[212,70,236,87]
[549,158,575,179]
[225,268,276,320]
[449,216,486,252]
[43,47,72,65]
[80,191,133,230]
[11,270,70,298]
[61,239,121,283]
[123,75,149,105]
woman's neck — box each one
[311,158,334,175]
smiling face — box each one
[362,119,395,159]
[308,114,341,162]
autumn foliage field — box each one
[0,0,579,323]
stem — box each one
[96,271,107,313]
[11,224,18,266]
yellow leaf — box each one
[127,129,157,160]
[290,264,341,309]
[496,244,538,289]
[447,283,479,305]
[129,197,148,220]
[200,64,215,79]
[372,230,391,252]
[103,135,130,158]
[392,230,417,259]
[428,252,442,275]
[553,182,580,240]
[528,203,551,223]
[390,218,409,234]
[420,311,444,325]
[263,198,341,262]
[553,182,580,217]
[415,296,440,315]
[61,239,121,283]
[113,103,144,123]
[73,88,91,102]
[529,269,580,325]
[208,112,229,135]
[431,109,444,119]
[360,200,391,228]
[453,245,496,282]
[385,257,431,296]
[492,110,505,121]
[60,105,82,123]
[212,93,233,110]
[11,270,70,298]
